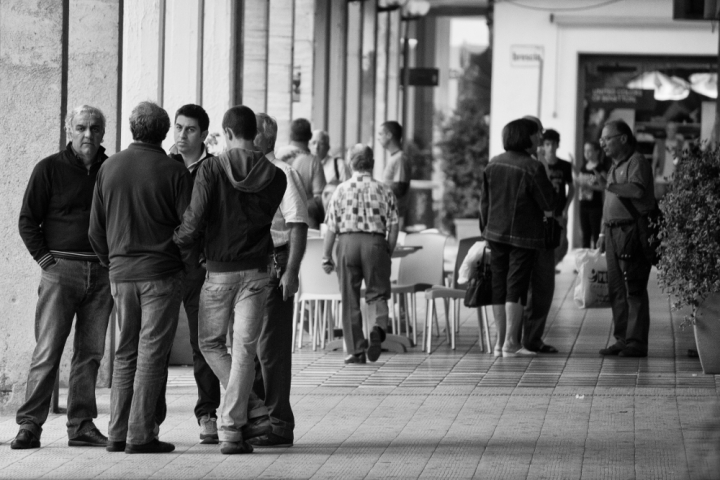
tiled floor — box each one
[2,264,719,479]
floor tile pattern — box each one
[2,268,719,479]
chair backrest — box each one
[297,237,341,297]
[398,232,448,286]
[452,236,484,290]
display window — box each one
[577,54,717,187]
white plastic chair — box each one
[293,237,342,351]
[423,236,492,354]
[390,232,448,348]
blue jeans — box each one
[199,268,270,443]
[108,271,183,445]
[16,259,112,438]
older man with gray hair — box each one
[310,129,350,183]
[322,145,399,364]
[89,101,192,454]
[14,105,113,450]
[249,113,308,447]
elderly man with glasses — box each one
[597,120,656,358]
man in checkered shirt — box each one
[322,144,399,364]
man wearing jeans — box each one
[250,113,308,447]
[169,104,222,443]
[174,105,286,455]
[14,105,113,450]
[89,101,192,454]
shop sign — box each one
[510,45,544,67]
[589,87,655,111]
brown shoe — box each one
[68,427,107,447]
[220,440,253,454]
[241,415,272,440]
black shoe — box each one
[344,352,366,364]
[68,427,107,447]
[527,344,559,354]
[220,440,254,454]
[247,432,293,448]
[10,430,40,449]
[367,326,385,362]
[125,438,175,454]
[619,348,647,358]
[106,440,126,452]
[599,345,623,356]
[241,415,272,441]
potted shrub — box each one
[656,144,720,374]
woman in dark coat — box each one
[479,119,556,357]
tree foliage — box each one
[439,50,491,232]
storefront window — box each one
[579,55,716,176]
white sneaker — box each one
[199,415,218,444]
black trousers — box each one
[606,222,652,353]
[522,248,555,350]
[252,248,295,441]
[580,203,603,249]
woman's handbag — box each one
[464,247,493,307]
[544,216,562,250]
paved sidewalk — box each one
[1,266,719,479]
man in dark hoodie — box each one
[14,105,112,450]
[89,101,192,454]
[174,105,286,455]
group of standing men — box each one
[12,97,414,455]
[12,101,315,455]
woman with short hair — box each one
[479,118,556,357]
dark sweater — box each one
[89,142,193,282]
[174,148,286,272]
[18,143,107,268]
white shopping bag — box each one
[457,240,487,285]
[574,249,611,309]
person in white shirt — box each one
[310,129,350,183]
[249,113,309,447]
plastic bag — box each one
[574,249,610,309]
[457,240,487,285]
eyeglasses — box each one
[599,133,623,144]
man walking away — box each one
[174,105,286,455]
[250,113,309,448]
[378,121,411,230]
[322,145,399,364]
[277,118,326,228]
[598,120,655,358]
[169,104,222,444]
[14,105,113,450]
[89,101,192,454]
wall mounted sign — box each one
[510,45,544,67]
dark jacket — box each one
[18,143,107,269]
[479,150,556,250]
[89,142,193,282]
[173,148,287,272]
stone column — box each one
[0,0,121,412]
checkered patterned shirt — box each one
[325,172,399,235]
